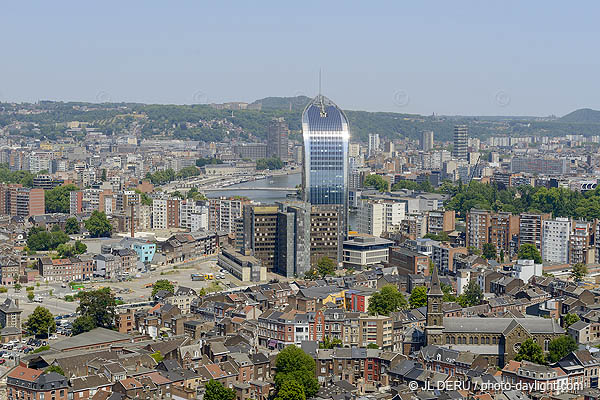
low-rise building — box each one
[218,247,266,282]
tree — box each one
[572,263,588,282]
[44,184,79,213]
[368,285,408,315]
[457,280,483,307]
[64,217,80,234]
[150,351,164,363]
[25,306,56,338]
[366,343,379,349]
[515,338,546,364]
[205,379,235,400]
[441,283,456,302]
[44,365,65,376]
[152,279,175,297]
[73,287,116,334]
[274,379,305,400]
[274,346,319,399]
[84,211,113,238]
[27,292,34,302]
[196,158,223,168]
[518,244,542,264]
[71,315,96,336]
[56,243,74,258]
[316,257,335,278]
[27,227,70,251]
[409,286,428,308]
[14,283,22,291]
[548,336,578,363]
[74,240,87,254]
[319,336,342,349]
[256,157,284,170]
[363,175,389,192]
[563,313,580,329]
[424,232,450,242]
[482,243,497,260]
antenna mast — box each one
[318,68,327,117]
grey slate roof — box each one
[442,317,563,334]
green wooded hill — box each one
[559,108,600,123]
[1,99,600,143]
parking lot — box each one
[9,255,241,322]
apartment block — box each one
[8,187,45,217]
[358,200,406,237]
[542,218,571,264]
[152,198,180,229]
[520,213,551,252]
[427,210,455,235]
[209,197,250,233]
[431,242,467,274]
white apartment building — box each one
[357,200,405,237]
[179,200,208,231]
[368,133,380,156]
[542,218,571,264]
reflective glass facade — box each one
[302,95,349,226]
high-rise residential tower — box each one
[368,133,380,156]
[302,94,349,233]
[267,117,289,161]
[421,131,434,151]
[453,125,468,160]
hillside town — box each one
[1,99,600,400]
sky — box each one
[1,1,599,116]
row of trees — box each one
[256,157,284,170]
[145,166,201,185]
[515,336,578,365]
[445,181,600,221]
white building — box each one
[179,200,208,231]
[542,218,571,264]
[511,259,543,283]
[368,133,380,157]
[456,270,471,295]
[357,200,405,237]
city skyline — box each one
[2,2,600,116]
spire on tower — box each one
[429,263,443,296]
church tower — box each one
[425,264,444,346]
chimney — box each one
[130,203,135,238]
[14,299,18,308]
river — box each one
[206,172,357,229]
[206,172,302,204]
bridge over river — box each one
[201,187,297,192]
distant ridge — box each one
[560,108,600,123]
[249,96,312,111]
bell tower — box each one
[425,263,444,345]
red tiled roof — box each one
[8,366,41,382]
[119,377,142,390]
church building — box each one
[425,265,564,366]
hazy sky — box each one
[2,1,599,116]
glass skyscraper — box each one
[302,94,349,231]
